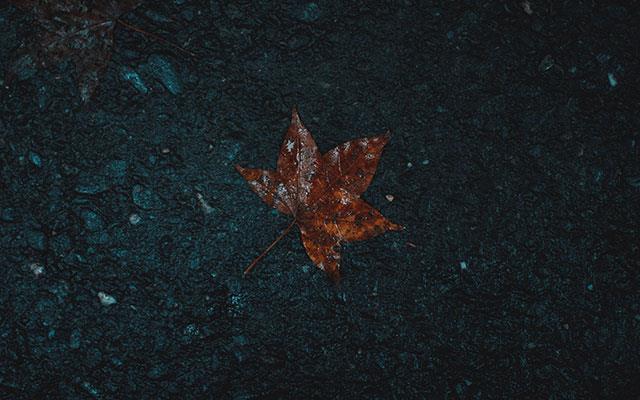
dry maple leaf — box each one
[8,0,142,102]
[236,108,403,282]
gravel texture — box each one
[1,1,639,398]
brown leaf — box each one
[8,0,142,102]
[236,108,402,282]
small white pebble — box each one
[129,213,141,225]
[196,192,215,214]
[460,261,468,271]
[407,162,413,168]
[29,262,45,277]
[608,72,618,87]
[421,159,430,165]
[385,194,394,202]
[98,292,117,306]
[161,148,170,154]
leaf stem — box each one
[243,218,297,277]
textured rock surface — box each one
[1,1,639,399]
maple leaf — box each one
[8,0,142,102]
[236,108,403,282]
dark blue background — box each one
[1,1,639,398]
